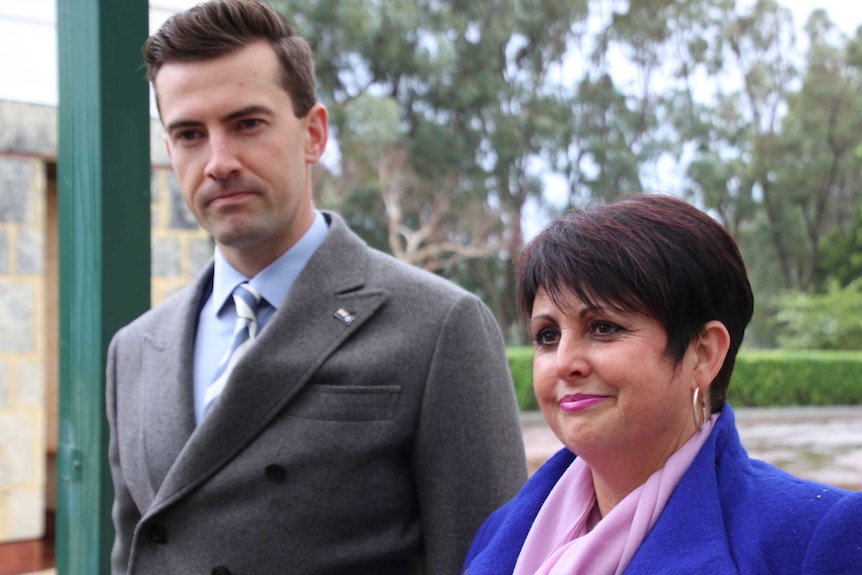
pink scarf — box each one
[514,414,718,575]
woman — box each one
[463,194,862,574]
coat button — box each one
[265,464,287,483]
[147,524,167,544]
[211,567,231,575]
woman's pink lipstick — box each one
[560,394,607,413]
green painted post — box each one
[56,0,150,573]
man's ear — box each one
[304,103,328,163]
[693,320,731,390]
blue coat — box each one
[464,405,862,574]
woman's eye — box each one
[592,321,622,336]
[534,327,560,347]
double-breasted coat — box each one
[106,212,527,574]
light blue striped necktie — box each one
[203,283,263,417]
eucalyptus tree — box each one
[269,0,862,344]
[773,11,862,290]
[271,0,588,335]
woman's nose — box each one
[555,337,590,380]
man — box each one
[105,1,527,573]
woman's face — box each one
[530,287,699,480]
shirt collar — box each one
[211,210,329,317]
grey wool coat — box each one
[106,211,527,575]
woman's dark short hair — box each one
[517,193,754,412]
[143,0,317,118]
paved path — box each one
[522,405,862,490]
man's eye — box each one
[176,130,201,142]
[239,119,262,130]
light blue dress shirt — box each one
[192,211,329,424]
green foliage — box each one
[729,350,862,405]
[772,278,862,349]
[506,346,539,411]
[817,206,862,289]
[506,347,862,411]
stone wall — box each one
[0,152,47,544]
[150,168,214,304]
[0,99,211,547]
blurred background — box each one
[1,1,861,573]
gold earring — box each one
[692,387,709,431]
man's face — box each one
[156,40,327,276]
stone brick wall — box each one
[0,99,211,546]
[0,153,47,543]
[150,168,213,305]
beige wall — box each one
[0,100,211,544]
[0,153,48,543]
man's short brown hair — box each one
[143,0,317,117]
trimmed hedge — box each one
[506,347,539,411]
[506,347,540,412]
[506,347,862,411]
[729,350,862,406]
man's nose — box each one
[204,134,241,180]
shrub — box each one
[772,278,862,350]
[507,346,539,411]
[728,350,862,407]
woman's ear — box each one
[693,320,731,390]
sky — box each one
[0,0,199,109]
[0,0,860,109]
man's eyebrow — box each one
[222,105,274,122]
[164,105,275,133]
[164,118,203,133]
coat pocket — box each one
[286,384,401,421]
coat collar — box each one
[625,407,739,573]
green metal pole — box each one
[56,0,150,573]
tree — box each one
[817,206,862,289]
[769,10,862,290]
[269,0,862,346]
[272,0,588,338]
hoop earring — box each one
[692,387,709,431]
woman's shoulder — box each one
[711,414,860,571]
[714,411,854,526]
[802,491,862,573]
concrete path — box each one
[522,405,862,490]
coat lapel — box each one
[147,215,387,514]
[625,411,739,574]
[140,265,212,504]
